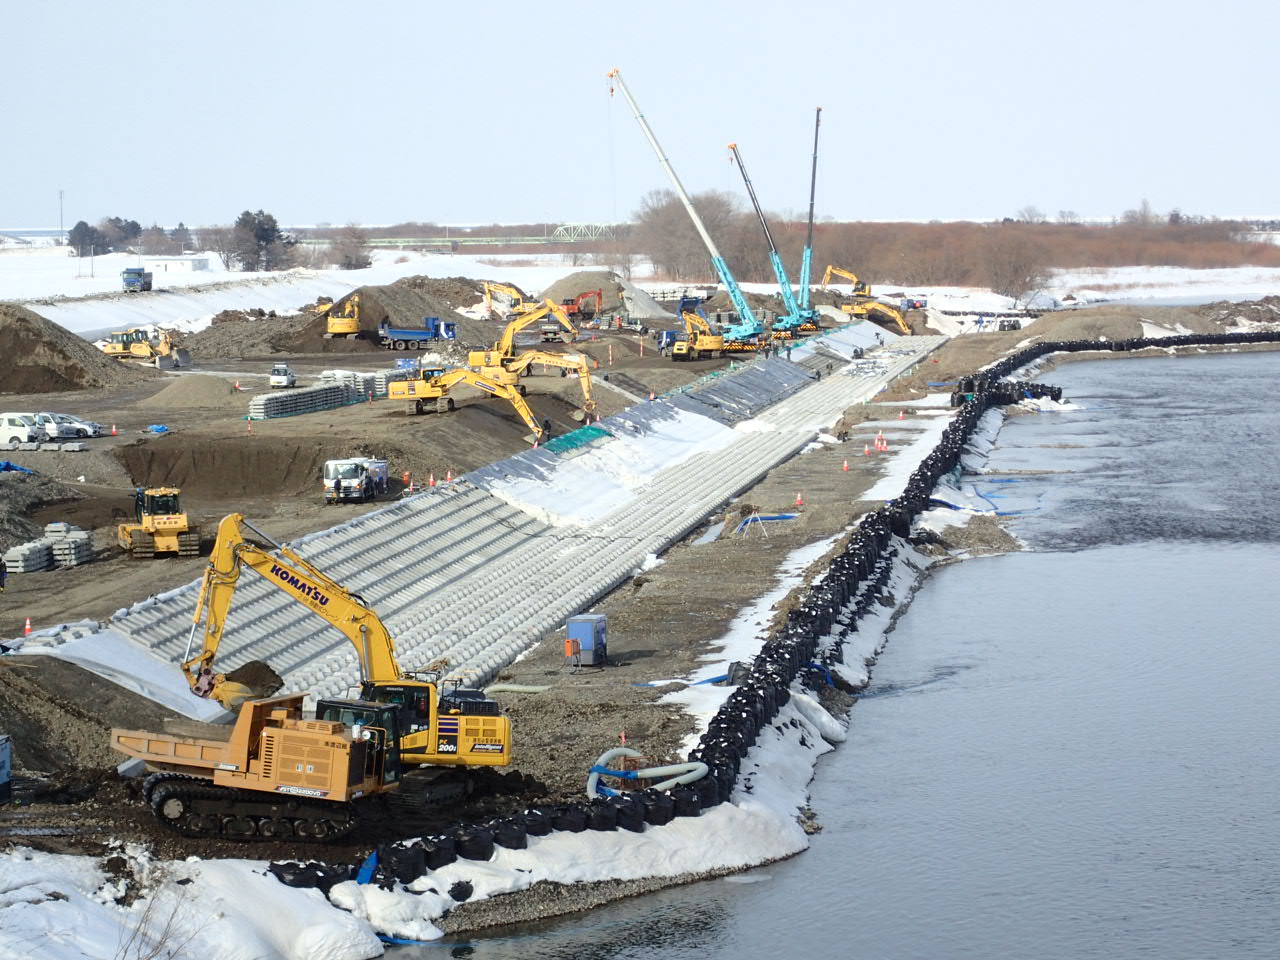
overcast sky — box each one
[5,0,1272,229]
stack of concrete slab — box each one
[247,383,355,420]
[319,369,378,399]
[374,368,416,397]
[4,539,53,573]
[0,442,88,453]
[21,337,947,707]
[45,523,94,567]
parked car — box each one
[31,412,81,440]
[49,413,105,438]
[1,413,39,443]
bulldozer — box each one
[99,327,190,368]
[116,487,201,559]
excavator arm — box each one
[183,514,407,709]
[507,351,597,414]
[489,299,578,359]
[483,281,533,320]
[430,369,547,441]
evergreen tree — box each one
[169,222,192,251]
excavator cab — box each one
[362,681,435,736]
[315,698,403,785]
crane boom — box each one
[607,68,761,339]
[728,142,802,326]
[797,107,822,316]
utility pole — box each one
[58,189,64,243]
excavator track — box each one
[127,531,155,559]
[146,774,357,842]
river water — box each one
[397,350,1280,960]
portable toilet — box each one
[566,614,608,667]
[0,733,11,804]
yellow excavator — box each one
[482,281,540,321]
[820,265,910,336]
[111,512,513,840]
[99,327,189,368]
[117,487,201,559]
[389,366,549,442]
[468,299,578,381]
[671,311,725,361]
[322,295,362,339]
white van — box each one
[1,413,39,443]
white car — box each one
[269,363,297,388]
[49,413,105,438]
[25,412,77,440]
[1,413,39,443]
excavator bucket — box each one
[224,660,285,701]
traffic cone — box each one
[864,443,871,455]
[111,424,117,436]
[898,410,906,420]
[648,391,655,401]
[445,469,453,483]
[24,617,32,636]
[234,380,241,391]
[402,471,410,487]
[842,459,849,472]
[794,491,804,507]
[428,472,436,487]
[246,420,252,435]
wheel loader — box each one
[116,487,201,558]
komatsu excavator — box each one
[388,366,549,442]
[468,299,578,378]
[671,312,725,361]
[820,265,910,336]
[111,513,513,840]
[505,351,597,420]
[482,281,540,321]
[322,295,362,339]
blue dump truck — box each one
[121,267,153,292]
[377,317,457,350]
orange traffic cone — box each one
[898,410,906,420]
[649,392,655,401]
[24,617,32,636]
[234,380,241,391]
[428,472,436,487]
[402,471,410,487]
[795,491,804,507]
[246,420,253,435]
[842,459,849,472]
[864,443,871,455]
[445,469,453,483]
[111,424,118,436]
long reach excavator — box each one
[111,513,513,840]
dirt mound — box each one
[287,278,494,353]
[112,434,412,499]
[138,375,244,410]
[0,303,153,394]
[393,275,486,310]
[540,270,625,314]
[0,470,83,552]
[1197,295,1280,328]
[179,311,317,359]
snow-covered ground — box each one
[0,248,605,336]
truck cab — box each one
[323,457,390,503]
[121,267,153,292]
[269,363,297,388]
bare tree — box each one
[200,226,235,270]
[325,223,372,270]
[1016,205,1047,224]
[139,225,174,256]
[1057,210,1080,224]
[1121,198,1160,228]
[981,229,1048,303]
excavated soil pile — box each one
[0,657,178,772]
[137,374,244,411]
[0,303,152,394]
[288,278,492,352]
[179,311,316,359]
[394,275,486,310]
[1198,295,1280,327]
[540,270,626,314]
[113,434,413,499]
[0,471,83,551]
